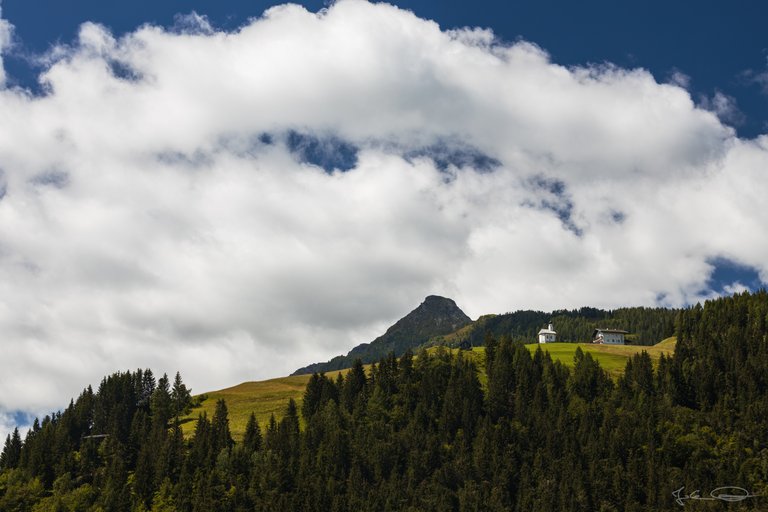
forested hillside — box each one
[181,341,676,441]
[2,292,767,511]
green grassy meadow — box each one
[182,337,676,440]
[525,336,677,378]
[180,369,347,440]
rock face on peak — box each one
[292,296,472,375]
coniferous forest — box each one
[2,292,768,511]
[456,306,678,347]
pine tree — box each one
[0,428,22,470]
[155,422,185,487]
[101,438,131,512]
[302,373,324,421]
[264,400,302,496]
[261,414,277,452]
[243,413,262,454]
[171,371,192,418]
[341,359,367,412]
[190,413,212,469]
[137,368,156,410]
[486,336,515,421]
[569,347,612,401]
[132,441,155,510]
[150,374,172,430]
[211,399,234,457]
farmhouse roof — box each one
[593,328,629,335]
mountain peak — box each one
[381,295,469,337]
[423,295,458,306]
[292,295,471,375]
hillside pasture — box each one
[525,338,675,378]
[180,370,346,440]
[183,338,676,439]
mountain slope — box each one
[184,339,677,440]
[292,295,472,375]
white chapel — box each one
[538,323,557,343]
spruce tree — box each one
[341,359,367,412]
[0,428,22,469]
[211,399,234,457]
[171,371,192,418]
[150,374,172,429]
[243,413,262,453]
[302,373,324,421]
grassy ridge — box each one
[525,337,677,378]
[182,338,676,440]
[180,369,347,440]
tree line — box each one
[458,306,677,346]
[2,291,768,510]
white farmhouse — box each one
[538,323,557,343]
[592,328,628,345]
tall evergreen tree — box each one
[243,413,262,454]
[211,399,234,457]
[150,374,172,430]
[171,371,192,418]
[0,428,22,470]
[341,359,367,413]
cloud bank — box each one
[0,0,766,434]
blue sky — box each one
[0,0,767,437]
[5,0,768,137]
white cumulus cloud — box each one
[0,0,766,424]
